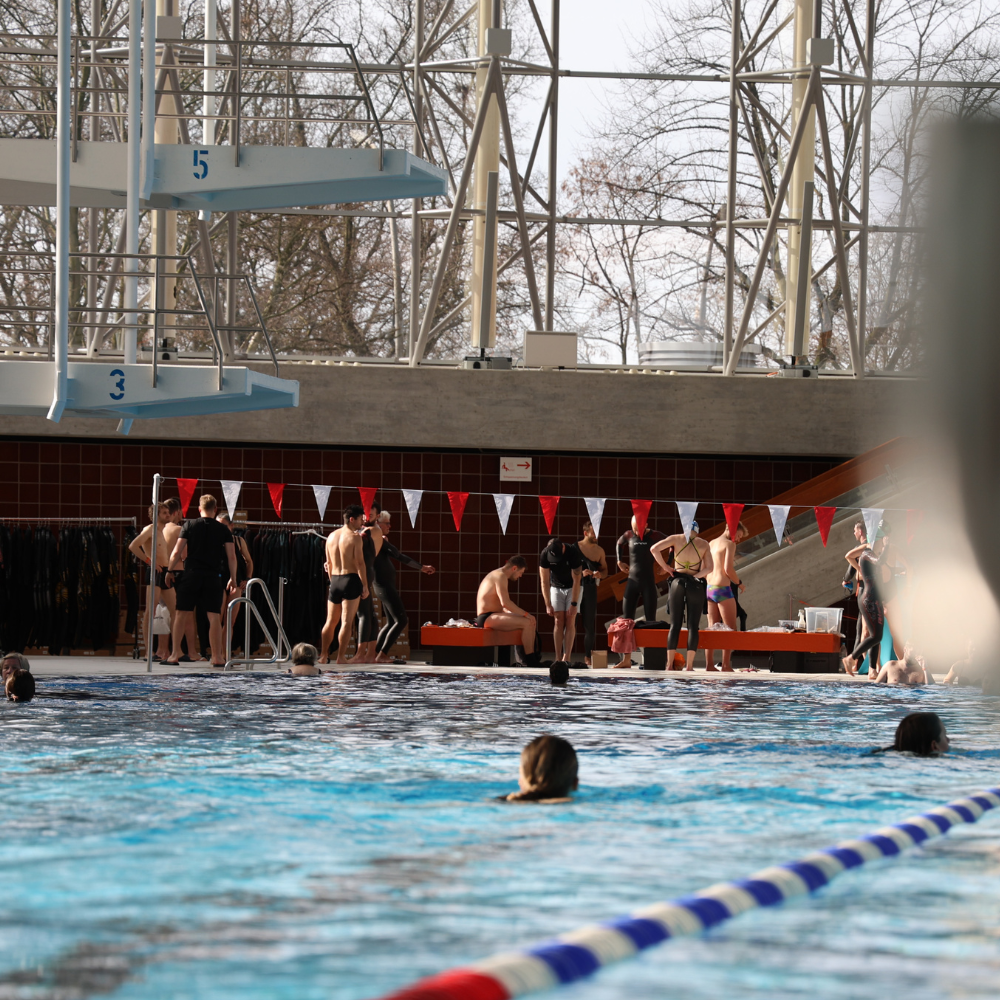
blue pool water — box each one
[1,673,999,1000]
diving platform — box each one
[0,140,448,212]
[0,360,298,420]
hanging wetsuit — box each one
[355,529,380,645]
[579,551,602,658]
[373,539,423,656]
[851,547,885,665]
[616,528,665,622]
[666,539,708,653]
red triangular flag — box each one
[723,503,745,541]
[538,495,560,534]
[268,482,286,519]
[906,508,924,545]
[814,506,836,547]
[447,491,469,531]
[631,498,653,538]
[358,486,378,516]
[176,478,198,516]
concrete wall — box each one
[0,363,918,457]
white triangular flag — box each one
[861,507,883,546]
[494,494,515,534]
[312,484,332,522]
[768,504,791,546]
[584,497,606,538]
[220,480,242,521]
[402,489,423,528]
[676,501,699,541]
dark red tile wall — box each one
[0,437,840,652]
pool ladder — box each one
[223,577,292,671]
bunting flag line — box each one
[676,501,698,541]
[861,507,883,546]
[814,506,836,547]
[402,489,423,528]
[722,502,744,541]
[906,508,924,545]
[312,484,332,522]
[175,478,198,516]
[584,497,606,539]
[768,504,791,546]
[358,486,378,515]
[494,494,515,535]
[268,482,286,520]
[632,499,653,538]
[220,480,242,521]
[539,495,560,535]
[448,491,469,531]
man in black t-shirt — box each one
[539,537,583,661]
[164,494,236,667]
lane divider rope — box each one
[375,786,1000,1000]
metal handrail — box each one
[223,576,291,671]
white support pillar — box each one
[49,0,71,422]
[125,0,141,364]
[784,0,816,357]
[470,0,502,350]
[200,0,216,222]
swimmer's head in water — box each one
[893,712,948,755]
[549,661,570,686]
[5,668,34,702]
[510,734,578,801]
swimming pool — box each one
[1,673,998,1000]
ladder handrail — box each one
[224,576,291,671]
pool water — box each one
[1,673,998,1000]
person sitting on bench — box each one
[475,556,540,668]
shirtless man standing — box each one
[163,497,199,660]
[475,555,539,667]
[319,505,369,664]
[128,502,171,660]
[703,520,747,672]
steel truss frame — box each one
[3,0,999,377]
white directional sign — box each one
[500,457,532,482]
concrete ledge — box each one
[0,363,919,457]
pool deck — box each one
[18,654,926,682]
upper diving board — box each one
[0,139,448,212]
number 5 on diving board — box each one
[193,149,209,179]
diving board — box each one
[0,140,448,212]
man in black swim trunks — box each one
[319,504,369,664]
[164,494,236,667]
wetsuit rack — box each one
[0,516,137,525]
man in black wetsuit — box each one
[539,537,583,661]
[370,507,435,664]
[164,494,236,667]
[616,516,666,623]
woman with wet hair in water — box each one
[504,734,579,802]
[875,712,950,756]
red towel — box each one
[607,617,637,654]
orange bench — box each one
[633,627,842,671]
[421,625,523,666]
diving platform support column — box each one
[470,0,502,350]
[49,0,71,422]
[784,0,817,359]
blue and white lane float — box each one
[376,787,1000,1000]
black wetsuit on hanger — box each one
[616,528,665,622]
[373,539,423,656]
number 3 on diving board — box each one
[193,149,209,179]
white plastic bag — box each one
[152,603,171,635]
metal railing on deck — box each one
[224,576,291,671]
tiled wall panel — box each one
[0,437,839,652]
